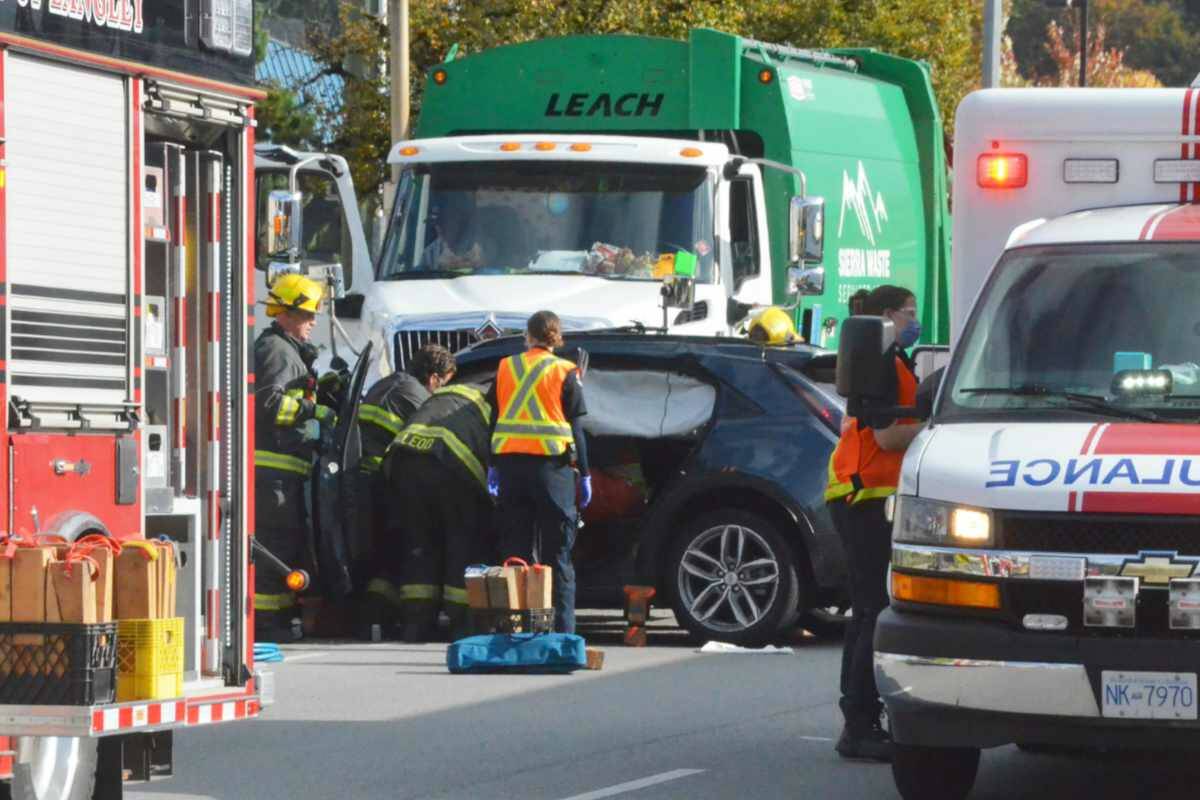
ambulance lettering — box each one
[33,0,144,33]
[836,161,891,279]
[986,456,1200,489]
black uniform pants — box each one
[828,497,892,734]
[496,457,578,634]
[390,453,490,629]
[255,473,310,629]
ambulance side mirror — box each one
[836,316,895,416]
[266,189,303,260]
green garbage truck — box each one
[319,29,951,376]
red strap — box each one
[503,557,529,568]
[61,552,100,581]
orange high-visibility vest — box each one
[826,355,918,505]
[491,348,577,456]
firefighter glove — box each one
[314,404,338,429]
[579,474,593,509]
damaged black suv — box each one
[454,331,847,647]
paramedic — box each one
[825,285,923,762]
[253,274,338,641]
[488,311,591,634]
[386,371,494,642]
[357,344,456,629]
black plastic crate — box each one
[469,609,555,635]
[0,622,118,706]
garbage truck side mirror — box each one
[265,189,303,263]
[836,315,895,417]
[788,196,825,296]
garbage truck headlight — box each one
[894,496,993,547]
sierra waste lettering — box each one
[987,457,1200,489]
[8,0,145,34]
[545,93,664,118]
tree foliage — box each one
[1038,21,1162,88]
[253,0,323,150]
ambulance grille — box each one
[392,329,478,372]
[999,513,1200,555]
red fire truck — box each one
[0,2,268,797]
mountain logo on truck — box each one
[836,161,892,279]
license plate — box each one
[1101,671,1198,720]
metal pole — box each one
[388,0,409,186]
[982,0,1002,89]
[1079,0,1089,87]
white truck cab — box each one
[359,134,809,377]
[839,88,1200,798]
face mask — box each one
[896,318,921,349]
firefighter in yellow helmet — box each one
[748,306,801,346]
[253,274,338,641]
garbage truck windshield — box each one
[942,242,1200,422]
[377,161,715,282]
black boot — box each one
[834,720,893,762]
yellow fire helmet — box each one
[266,273,325,318]
[748,306,800,347]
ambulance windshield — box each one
[943,242,1200,421]
[377,161,715,282]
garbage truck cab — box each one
[840,88,1200,798]
[330,29,950,377]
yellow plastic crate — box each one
[116,618,183,701]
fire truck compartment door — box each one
[6,54,130,407]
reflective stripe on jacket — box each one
[358,371,431,471]
[254,323,321,472]
[491,349,575,456]
[390,384,492,492]
[826,355,918,505]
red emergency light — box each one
[977,153,1028,189]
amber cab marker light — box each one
[892,572,1001,609]
[978,153,1028,189]
[432,68,448,86]
[535,142,557,151]
[286,570,309,593]
[499,142,522,152]
[570,143,592,152]
[758,68,774,84]
[398,146,420,157]
[680,147,704,158]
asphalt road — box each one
[128,612,1200,800]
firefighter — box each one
[385,366,494,642]
[488,310,590,635]
[253,273,338,641]
[357,344,456,627]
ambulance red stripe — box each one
[1182,88,1193,204]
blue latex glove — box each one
[487,466,500,498]
[579,474,593,509]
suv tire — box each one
[666,510,800,648]
[892,744,980,800]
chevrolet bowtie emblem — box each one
[1119,553,1196,586]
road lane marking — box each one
[557,769,705,800]
[277,651,329,662]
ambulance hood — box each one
[912,421,1200,515]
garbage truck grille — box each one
[393,329,478,371]
[999,513,1200,555]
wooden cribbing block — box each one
[116,544,157,620]
[13,547,55,644]
[47,560,98,624]
[585,648,605,670]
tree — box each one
[741,0,982,135]
[1039,21,1162,88]
[254,0,323,149]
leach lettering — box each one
[545,93,664,118]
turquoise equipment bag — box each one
[446,633,587,674]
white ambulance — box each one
[839,88,1200,798]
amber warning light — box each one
[978,153,1028,189]
[286,570,310,592]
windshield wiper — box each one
[390,269,471,279]
[959,384,1164,423]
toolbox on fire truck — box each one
[0,1,274,797]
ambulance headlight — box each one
[893,496,993,547]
